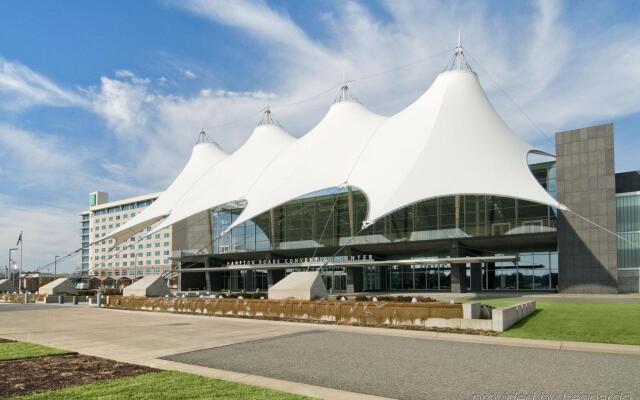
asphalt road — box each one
[165,330,640,400]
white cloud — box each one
[0,194,80,273]
[165,0,640,150]
[183,69,197,79]
[89,73,153,136]
[3,0,640,269]
[0,57,87,110]
[0,124,144,200]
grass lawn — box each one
[0,342,72,361]
[11,371,313,400]
[478,300,640,345]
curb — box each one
[94,307,640,356]
[144,358,394,400]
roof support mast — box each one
[455,31,463,70]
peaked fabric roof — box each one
[147,120,297,235]
[108,61,563,246]
[101,139,227,245]
[228,70,561,231]
[349,70,562,226]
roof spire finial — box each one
[443,31,472,73]
[259,106,277,126]
[196,127,210,144]
[455,30,463,70]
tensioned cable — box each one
[75,212,225,280]
[46,47,468,281]
[463,48,556,148]
[349,47,455,84]
[310,187,343,264]
[564,208,633,244]
[193,47,455,132]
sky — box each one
[0,0,639,273]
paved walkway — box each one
[1,304,639,399]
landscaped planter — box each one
[105,296,463,329]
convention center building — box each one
[101,46,640,294]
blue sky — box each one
[0,0,639,271]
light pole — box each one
[9,248,18,289]
[54,255,60,278]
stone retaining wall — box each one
[0,293,47,303]
[105,296,462,328]
[492,301,536,332]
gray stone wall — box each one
[556,123,618,293]
[172,210,213,256]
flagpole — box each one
[19,231,23,292]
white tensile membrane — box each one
[100,136,228,246]
[223,98,387,231]
[349,69,563,227]
[145,114,297,236]
[226,69,562,233]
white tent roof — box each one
[227,69,561,231]
[348,70,562,226]
[107,48,564,246]
[147,118,297,235]
[101,138,227,245]
[214,99,386,231]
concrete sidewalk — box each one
[1,304,639,399]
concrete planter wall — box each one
[105,296,463,329]
[0,293,47,303]
[492,301,537,332]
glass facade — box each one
[204,163,558,292]
[617,192,640,269]
[212,192,557,254]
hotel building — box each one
[80,191,174,287]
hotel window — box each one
[163,250,170,255]
[155,251,160,256]
[146,243,152,248]
[163,241,169,246]
[155,234,160,239]
[138,261,143,266]
[155,243,160,248]
[146,260,151,265]
[154,260,160,265]
[164,233,170,238]
[146,252,151,257]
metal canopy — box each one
[176,255,518,273]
